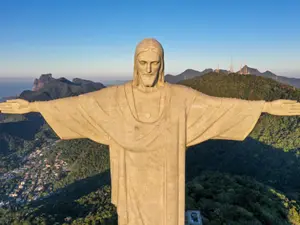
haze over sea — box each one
[0,77,128,99]
[0,81,33,98]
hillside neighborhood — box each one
[0,139,69,208]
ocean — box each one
[0,81,33,98]
[0,78,129,99]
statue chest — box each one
[131,90,162,122]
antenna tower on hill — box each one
[215,64,220,73]
[229,57,234,73]
[245,63,248,74]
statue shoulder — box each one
[167,83,200,97]
[79,85,119,99]
[167,83,224,107]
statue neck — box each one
[126,82,169,124]
[135,84,159,93]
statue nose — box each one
[147,64,152,73]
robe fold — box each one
[35,81,265,225]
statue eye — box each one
[139,61,146,65]
[152,61,159,65]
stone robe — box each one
[35,81,265,225]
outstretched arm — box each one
[186,86,300,147]
[185,87,265,146]
[0,93,111,145]
[262,99,300,116]
[0,99,37,114]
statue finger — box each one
[288,112,300,116]
[1,103,19,108]
[0,110,13,114]
[288,107,300,112]
[6,99,20,103]
[289,108,300,113]
[290,105,300,109]
[283,100,298,104]
[0,102,13,106]
[0,104,12,109]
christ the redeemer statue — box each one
[1,38,300,225]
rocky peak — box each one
[32,74,54,91]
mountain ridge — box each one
[20,74,106,102]
[165,65,300,89]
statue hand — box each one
[265,99,300,116]
[0,99,33,114]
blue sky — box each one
[0,0,299,79]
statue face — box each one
[137,50,161,87]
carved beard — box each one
[138,71,160,87]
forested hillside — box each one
[1,73,299,225]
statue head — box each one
[132,38,165,87]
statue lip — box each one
[141,74,155,77]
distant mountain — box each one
[165,68,213,83]
[103,80,130,86]
[32,74,55,91]
[179,72,299,101]
[20,75,106,102]
[219,69,229,74]
[166,66,300,89]
[71,77,106,92]
[237,65,300,88]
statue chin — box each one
[141,80,156,88]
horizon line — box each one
[0,66,300,80]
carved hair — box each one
[132,38,165,87]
